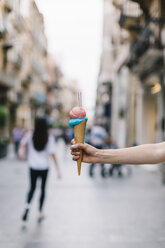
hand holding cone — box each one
[69,92,87,175]
[73,120,86,175]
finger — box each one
[72,155,80,161]
[71,143,86,150]
[71,139,76,145]
[70,146,79,152]
[75,149,79,152]
[71,151,80,156]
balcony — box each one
[30,92,47,106]
[0,70,18,88]
[7,50,22,70]
[128,47,163,78]
[1,42,13,69]
[126,24,163,78]
[4,0,13,13]
[22,75,32,88]
[119,1,142,31]
[0,27,6,40]
[0,11,6,39]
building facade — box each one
[95,0,115,133]
[116,0,165,145]
[0,0,78,135]
[97,0,165,149]
[0,0,49,130]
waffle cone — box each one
[73,120,86,175]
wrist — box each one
[95,148,102,163]
[95,149,114,164]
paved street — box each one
[0,140,165,248]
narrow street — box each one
[0,140,165,248]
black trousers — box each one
[14,141,20,154]
[27,168,49,211]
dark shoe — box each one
[118,171,123,177]
[89,172,94,177]
[101,171,106,178]
[109,168,113,176]
[22,208,29,221]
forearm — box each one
[96,142,165,165]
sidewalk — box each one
[0,141,165,248]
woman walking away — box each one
[21,118,61,222]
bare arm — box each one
[71,141,165,165]
[51,154,61,178]
[97,143,165,164]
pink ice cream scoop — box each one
[69,107,86,119]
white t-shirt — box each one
[90,125,107,147]
[21,132,56,170]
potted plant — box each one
[0,106,9,158]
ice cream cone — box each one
[73,120,86,175]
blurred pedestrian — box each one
[12,123,25,156]
[89,121,108,177]
[20,118,61,222]
[62,128,73,146]
[85,128,91,144]
[105,137,123,177]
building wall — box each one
[96,0,131,144]
[110,0,165,147]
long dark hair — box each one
[32,118,48,151]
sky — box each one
[35,0,103,119]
